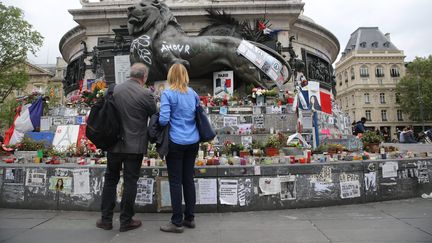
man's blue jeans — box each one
[166,140,199,226]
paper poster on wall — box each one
[49,176,72,194]
[238,178,253,206]
[136,177,154,205]
[52,117,63,126]
[382,162,398,178]
[52,125,80,152]
[55,168,71,177]
[259,177,281,195]
[364,172,377,192]
[158,177,172,210]
[219,179,238,205]
[340,180,361,199]
[213,70,234,98]
[5,168,25,185]
[40,117,51,131]
[25,168,47,187]
[197,178,217,205]
[237,124,252,135]
[280,175,296,200]
[73,169,90,195]
[253,115,264,129]
[306,81,321,109]
[223,116,238,127]
[241,136,253,147]
[417,161,430,184]
[114,55,131,85]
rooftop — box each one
[342,27,399,57]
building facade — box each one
[17,62,54,97]
[335,27,431,141]
[59,0,339,96]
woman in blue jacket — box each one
[159,63,200,233]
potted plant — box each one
[265,134,282,157]
[361,130,383,153]
[251,139,264,156]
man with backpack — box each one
[353,117,367,136]
[96,63,156,232]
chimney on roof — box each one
[385,33,391,41]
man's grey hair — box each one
[130,63,148,79]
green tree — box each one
[0,98,19,129]
[396,56,432,122]
[0,3,43,103]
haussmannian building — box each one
[335,27,413,141]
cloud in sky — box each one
[2,0,431,64]
[303,0,432,62]
[2,0,81,64]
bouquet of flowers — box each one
[80,80,107,106]
[251,88,267,98]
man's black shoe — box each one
[96,219,113,230]
[119,219,142,232]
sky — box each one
[2,0,432,65]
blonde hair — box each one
[167,63,189,93]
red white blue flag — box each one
[3,97,44,146]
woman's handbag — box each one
[195,105,216,142]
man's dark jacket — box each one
[109,80,156,154]
[148,113,170,158]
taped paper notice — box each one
[238,178,253,206]
[136,177,154,205]
[259,177,281,195]
[382,162,398,178]
[280,175,296,200]
[25,169,46,187]
[364,172,377,192]
[198,178,217,205]
[73,169,90,195]
[340,180,360,199]
[219,179,238,205]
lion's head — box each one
[127,0,178,37]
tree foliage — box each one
[0,98,19,130]
[0,3,43,103]
[396,56,432,121]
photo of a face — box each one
[56,178,64,191]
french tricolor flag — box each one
[3,97,44,146]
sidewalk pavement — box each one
[1,198,431,243]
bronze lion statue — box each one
[127,0,291,89]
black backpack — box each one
[86,84,122,150]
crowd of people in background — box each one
[352,118,431,144]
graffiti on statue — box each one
[130,35,152,65]
[160,42,191,55]
[127,0,291,89]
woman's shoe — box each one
[160,222,184,233]
[182,220,196,228]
